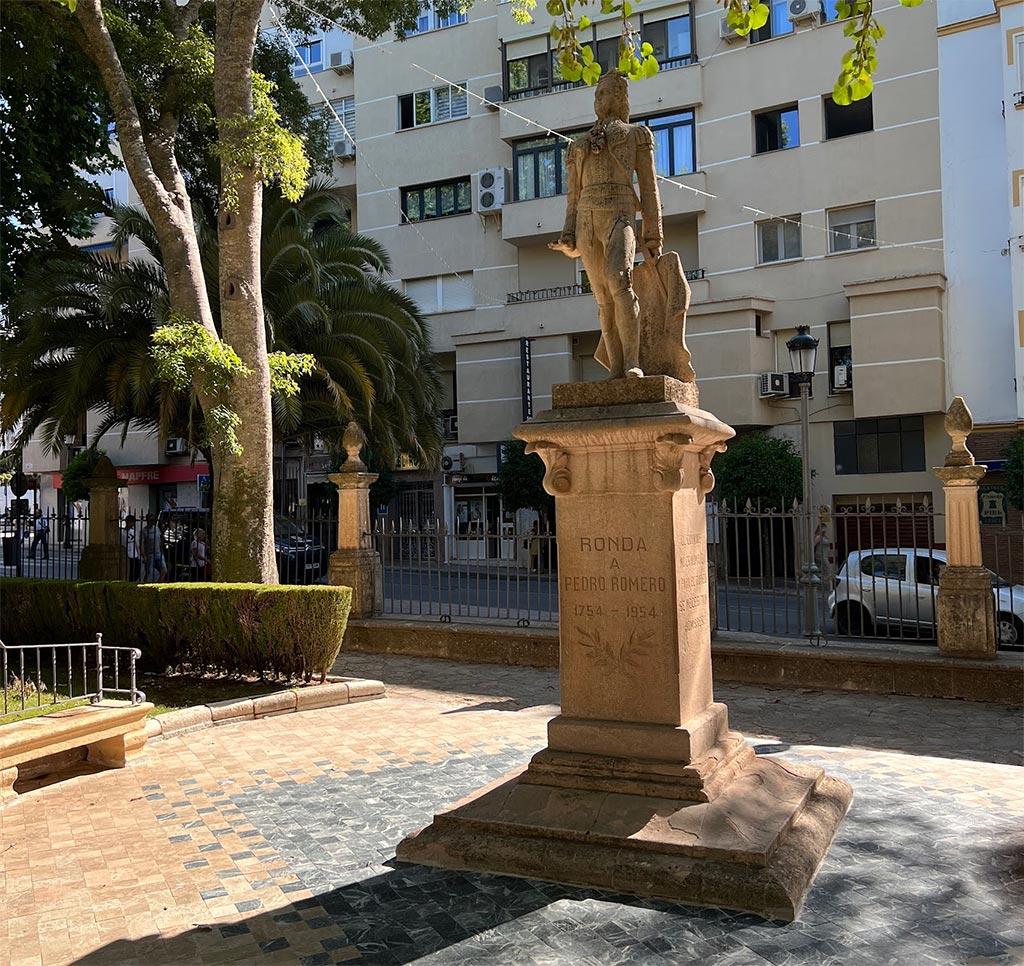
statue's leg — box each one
[606,214,642,378]
[578,211,623,378]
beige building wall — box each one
[326,0,952,525]
[24,1,969,526]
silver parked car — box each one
[828,548,1024,647]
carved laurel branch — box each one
[526,441,572,496]
[651,434,692,493]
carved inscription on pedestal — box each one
[558,504,681,723]
[675,530,709,638]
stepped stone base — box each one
[397,751,852,921]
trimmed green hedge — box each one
[0,579,352,680]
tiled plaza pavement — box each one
[0,654,1020,966]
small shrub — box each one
[0,579,352,681]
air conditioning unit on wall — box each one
[333,138,356,160]
[165,437,188,455]
[719,17,743,41]
[788,0,819,24]
[476,168,509,213]
[330,49,354,73]
[759,372,788,398]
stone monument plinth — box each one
[933,397,995,658]
[328,422,382,618]
[397,377,852,920]
[79,455,126,581]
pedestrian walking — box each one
[189,527,210,581]
[140,512,167,582]
[122,514,141,581]
[527,521,540,573]
[30,509,49,560]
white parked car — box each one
[828,548,1024,648]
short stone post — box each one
[934,397,995,658]
[328,422,382,618]
[78,456,126,580]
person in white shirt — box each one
[30,510,49,560]
[121,514,140,581]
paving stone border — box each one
[144,676,385,742]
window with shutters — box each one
[757,217,801,263]
[828,203,876,252]
[325,97,356,148]
[404,274,474,314]
[398,82,468,129]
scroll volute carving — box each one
[651,434,692,493]
[526,442,572,496]
[699,443,728,495]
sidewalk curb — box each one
[343,618,1023,705]
[144,675,386,742]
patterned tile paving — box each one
[1,656,1021,966]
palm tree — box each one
[0,181,444,471]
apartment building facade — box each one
[22,0,1021,541]
[292,0,1012,544]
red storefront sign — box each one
[53,463,210,488]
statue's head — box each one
[594,70,630,122]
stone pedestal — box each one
[328,423,382,619]
[78,456,126,581]
[397,377,852,921]
[933,397,995,659]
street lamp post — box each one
[786,325,822,640]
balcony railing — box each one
[507,268,705,304]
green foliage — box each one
[497,439,555,520]
[61,447,106,503]
[268,352,317,397]
[547,0,658,85]
[712,432,803,509]
[0,3,116,296]
[721,0,918,103]
[0,579,352,681]
[152,320,251,454]
[215,74,310,210]
[1002,434,1024,512]
[1,185,444,471]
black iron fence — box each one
[4,503,1020,649]
[371,519,559,625]
[1,634,145,720]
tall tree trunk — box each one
[71,0,215,334]
[63,0,279,583]
[212,0,277,583]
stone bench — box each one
[1,701,152,803]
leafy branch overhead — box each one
[151,320,314,455]
[722,0,921,102]
[521,0,919,102]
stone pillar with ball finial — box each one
[79,455,127,580]
[933,396,995,658]
[327,422,382,618]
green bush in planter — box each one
[0,579,352,681]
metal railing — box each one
[1,634,145,719]
[507,269,705,304]
[371,519,559,625]
[1,506,88,580]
